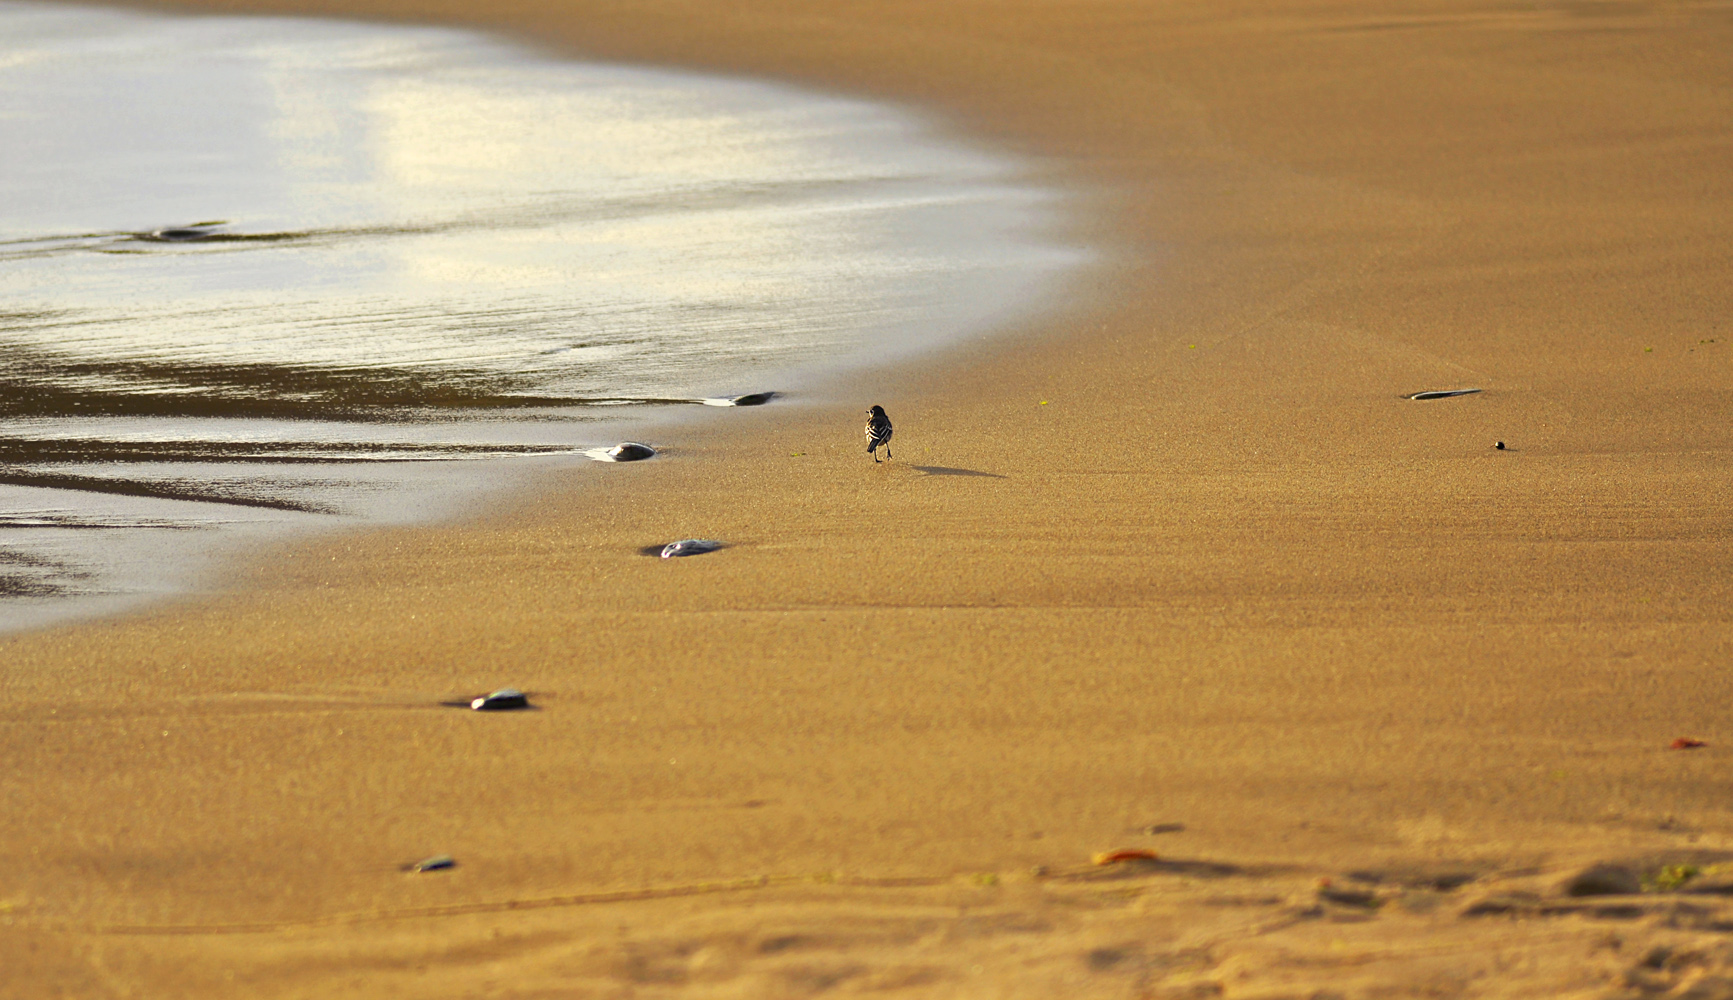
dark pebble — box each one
[409,855,456,873]
[1563,864,1641,897]
[1495,441,1506,450]
[1318,885,1382,908]
[608,442,656,461]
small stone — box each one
[410,855,456,873]
[471,688,529,711]
[1495,441,1506,450]
[660,539,723,559]
[1318,885,1382,908]
[608,442,656,461]
[1562,864,1641,897]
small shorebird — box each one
[865,404,893,462]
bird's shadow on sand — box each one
[910,465,1005,478]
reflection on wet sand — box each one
[0,345,787,422]
[0,469,338,513]
[0,0,1076,631]
[0,437,581,464]
[0,548,89,598]
[0,346,611,421]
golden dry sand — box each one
[3,1,1732,996]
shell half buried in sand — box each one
[700,392,779,407]
[661,539,724,558]
[406,854,456,873]
[584,442,658,462]
[1092,849,1160,865]
[470,688,530,711]
[1405,388,1482,400]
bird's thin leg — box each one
[873,451,881,463]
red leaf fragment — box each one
[1670,738,1707,750]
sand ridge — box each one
[2,0,1732,995]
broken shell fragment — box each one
[660,539,724,559]
[146,226,218,242]
[1406,389,1482,400]
[582,442,657,462]
[409,855,456,873]
[1092,849,1159,866]
[700,392,778,407]
[471,688,529,711]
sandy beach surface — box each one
[4,0,1732,996]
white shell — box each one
[699,392,777,407]
[1406,388,1481,400]
[660,539,723,559]
[470,687,529,710]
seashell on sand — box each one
[471,688,529,711]
[661,539,723,559]
[700,392,777,407]
[409,855,456,873]
[1406,388,1482,400]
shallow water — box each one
[0,1,1080,631]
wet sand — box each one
[3,0,1732,995]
